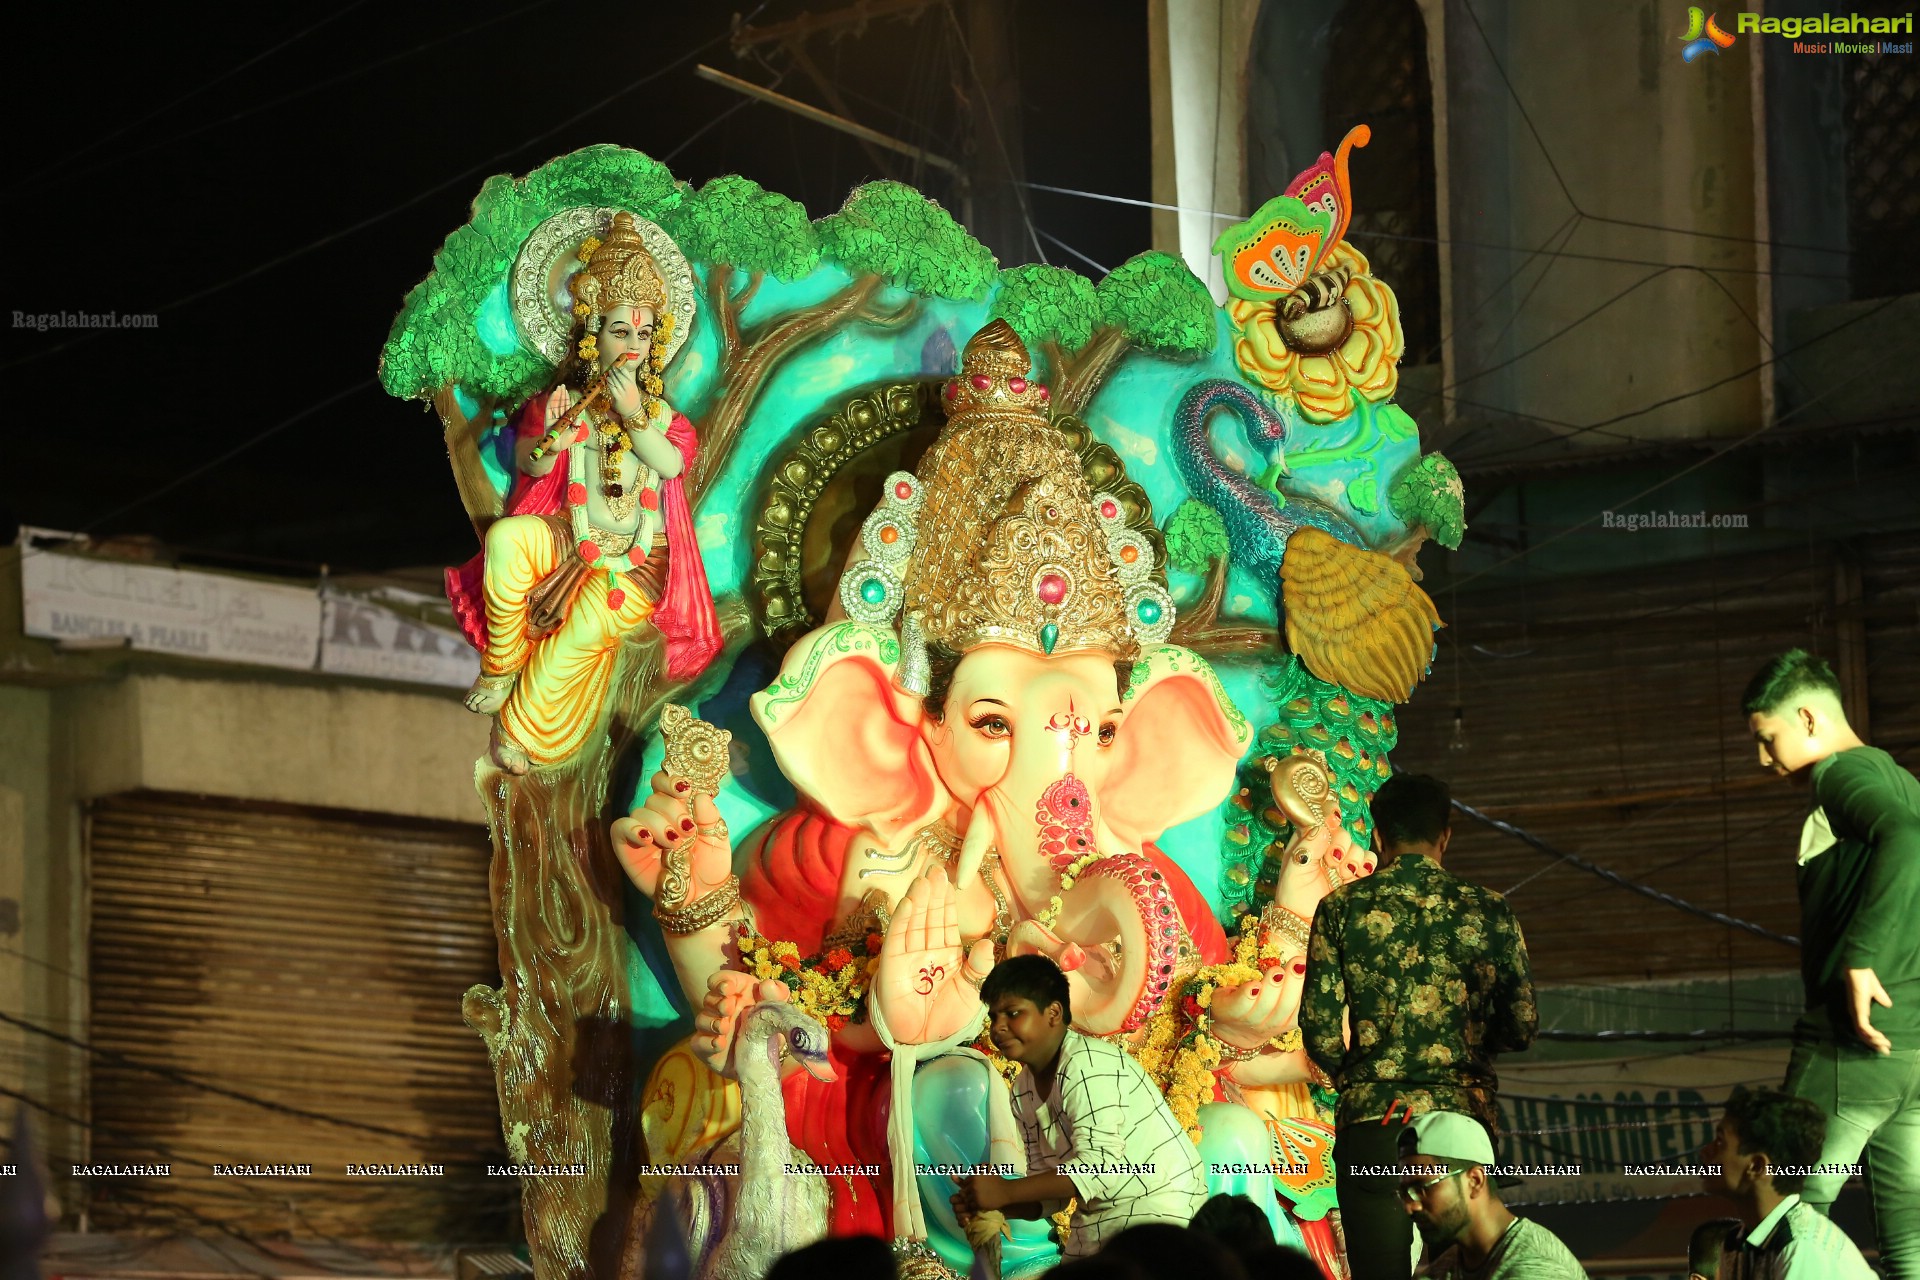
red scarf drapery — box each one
[445,398,721,682]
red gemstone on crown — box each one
[1038,385,1050,402]
[895,481,913,500]
[1037,573,1068,604]
[1100,500,1119,519]
[1008,376,1027,394]
[944,382,958,400]
[970,373,992,391]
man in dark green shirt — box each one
[1304,773,1538,1280]
[1744,649,1920,1277]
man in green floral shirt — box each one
[1303,773,1538,1280]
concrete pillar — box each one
[1149,0,1261,301]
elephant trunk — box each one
[977,728,1107,921]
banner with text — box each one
[22,546,321,671]
[319,593,478,689]
[1494,1045,1789,1205]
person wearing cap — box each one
[1303,773,1539,1279]
[1397,1111,1585,1279]
[1703,1087,1876,1278]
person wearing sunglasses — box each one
[1397,1112,1585,1279]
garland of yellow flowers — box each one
[1137,922,1303,1140]
[729,842,1105,1047]
[1033,850,1105,931]
[733,922,882,1033]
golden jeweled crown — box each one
[838,321,1174,669]
[570,211,668,316]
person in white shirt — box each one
[952,954,1208,1259]
[1704,1087,1876,1278]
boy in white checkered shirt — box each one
[951,954,1208,1258]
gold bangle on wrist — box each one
[653,875,741,935]
[1212,1036,1263,1063]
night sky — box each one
[2,1,1149,581]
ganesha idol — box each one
[615,322,1334,1276]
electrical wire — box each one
[10,0,379,189]
[0,941,88,988]
[1409,212,1580,367]
[1036,227,1110,275]
[664,67,790,165]
[18,0,566,188]
[1452,0,1852,260]
[1452,294,1902,467]
[0,1009,451,1146]
[1013,181,1852,280]
[941,0,1047,265]
[1449,799,1799,947]
[1448,353,1904,588]
[0,11,763,374]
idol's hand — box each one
[607,351,644,420]
[543,386,577,435]
[540,386,587,452]
[611,770,732,905]
[873,866,994,1047]
[693,971,791,1078]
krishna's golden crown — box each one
[570,212,668,316]
[835,322,1173,666]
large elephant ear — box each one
[1103,644,1255,849]
[750,621,948,847]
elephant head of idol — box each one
[751,321,1252,1034]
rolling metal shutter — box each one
[85,791,515,1241]
[1394,533,1920,985]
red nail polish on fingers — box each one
[681,818,695,832]
[675,781,689,793]
[664,830,678,841]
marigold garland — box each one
[1141,922,1301,1139]
[1034,850,1105,932]
[733,922,882,1033]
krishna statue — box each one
[448,211,720,774]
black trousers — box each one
[1334,1114,1417,1280]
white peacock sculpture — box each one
[677,999,835,1280]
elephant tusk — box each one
[954,810,994,890]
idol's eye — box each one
[1098,722,1117,747]
[969,714,1011,739]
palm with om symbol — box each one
[873,865,996,1046]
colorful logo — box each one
[1680,7,1738,60]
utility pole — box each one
[729,0,941,182]
[952,0,1036,265]
[726,0,1034,262]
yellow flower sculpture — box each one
[1226,242,1404,423]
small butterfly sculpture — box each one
[1213,125,1371,304]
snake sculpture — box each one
[1171,378,1442,704]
